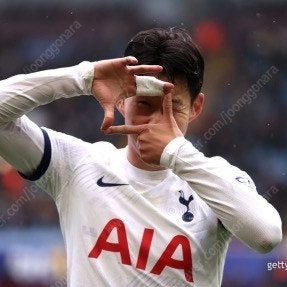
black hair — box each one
[124,27,204,101]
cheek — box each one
[124,101,153,125]
[124,106,146,126]
[123,102,135,125]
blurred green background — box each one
[0,0,286,286]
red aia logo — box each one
[88,218,193,282]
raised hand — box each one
[92,57,167,131]
[106,93,183,166]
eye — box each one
[172,99,185,111]
[137,100,150,107]
[172,99,180,105]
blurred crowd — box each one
[0,1,286,286]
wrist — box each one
[160,136,186,169]
[77,61,95,95]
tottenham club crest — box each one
[178,190,194,222]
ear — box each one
[116,99,125,117]
[189,93,204,122]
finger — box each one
[100,105,115,131]
[122,56,138,66]
[162,93,173,119]
[105,124,145,135]
[163,82,174,95]
[129,65,163,75]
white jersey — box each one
[0,62,282,287]
[34,128,229,287]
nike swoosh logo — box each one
[97,176,128,187]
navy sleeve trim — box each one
[19,128,52,181]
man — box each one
[0,27,282,286]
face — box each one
[117,77,204,167]
[119,77,202,134]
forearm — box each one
[160,137,282,253]
[0,61,94,122]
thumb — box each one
[123,56,138,66]
[163,82,174,95]
[163,93,174,120]
[100,104,114,131]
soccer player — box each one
[0,28,282,286]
